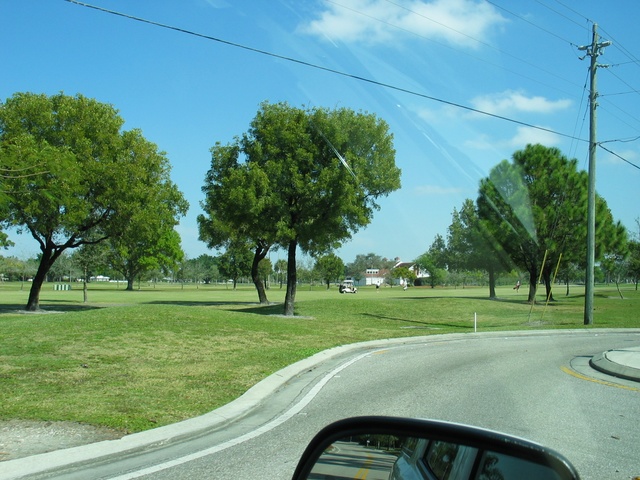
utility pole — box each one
[579,24,610,325]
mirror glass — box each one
[307,434,567,480]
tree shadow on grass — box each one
[215,302,316,319]
[227,303,289,316]
[396,295,532,306]
[0,302,105,315]
[147,300,263,308]
[361,312,472,330]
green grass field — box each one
[0,281,637,433]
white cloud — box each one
[506,126,561,148]
[414,91,571,128]
[601,147,638,165]
[471,90,572,116]
[300,0,506,47]
[464,126,561,152]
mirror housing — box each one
[292,416,580,480]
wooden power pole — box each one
[579,24,610,325]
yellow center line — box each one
[354,456,374,479]
[560,366,640,392]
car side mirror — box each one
[291,416,580,480]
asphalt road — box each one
[10,330,640,480]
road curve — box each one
[3,329,639,480]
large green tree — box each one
[0,132,40,249]
[477,144,623,303]
[104,131,188,290]
[198,143,275,304]
[0,92,184,310]
[200,102,401,315]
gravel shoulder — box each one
[0,420,124,461]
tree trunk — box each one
[488,266,497,299]
[543,271,555,302]
[26,246,61,311]
[126,277,135,291]
[284,240,297,316]
[251,244,270,304]
[527,278,537,303]
[83,267,88,303]
[26,263,48,311]
[614,278,624,299]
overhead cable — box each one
[598,144,640,170]
[65,0,586,143]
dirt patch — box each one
[0,420,124,462]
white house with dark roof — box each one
[349,260,428,287]
[393,260,429,286]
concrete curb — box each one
[1,336,423,479]
[589,349,640,383]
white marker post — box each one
[474,312,477,333]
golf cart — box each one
[339,280,357,294]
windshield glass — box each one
[1,2,638,480]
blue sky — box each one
[2,0,639,265]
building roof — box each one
[394,261,415,269]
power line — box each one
[488,0,640,158]
[64,0,587,143]
[374,0,581,94]
[65,0,640,171]
[340,0,640,149]
[491,0,640,141]
[484,0,579,46]
[548,0,592,26]
[598,144,640,171]
[307,0,583,98]
[599,25,640,70]
[568,69,589,160]
[601,134,640,144]
[603,64,640,97]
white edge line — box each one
[108,350,376,479]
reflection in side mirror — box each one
[292,416,580,480]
